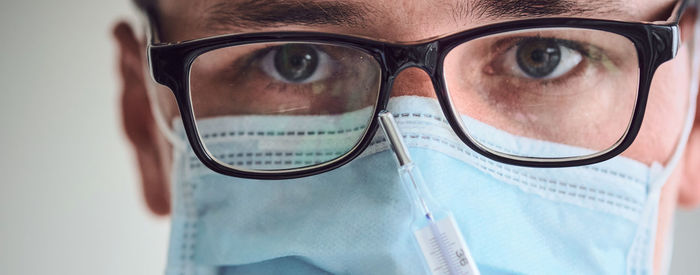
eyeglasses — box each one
[146,0,688,179]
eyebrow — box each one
[203,0,623,31]
[204,0,373,30]
[468,0,622,19]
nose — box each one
[389,67,438,99]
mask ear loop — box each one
[642,2,700,187]
[633,6,700,275]
[144,71,188,152]
[135,4,188,152]
[650,4,700,187]
[658,6,700,275]
[628,5,700,273]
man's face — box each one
[114,0,700,273]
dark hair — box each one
[132,0,155,11]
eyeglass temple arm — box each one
[664,0,693,24]
[656,0,698,62]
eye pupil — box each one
[516,39,561,78]
[274,44,319,82]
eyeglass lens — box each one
[189,42,381,171]
[443,28,639,159]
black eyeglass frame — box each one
[147,0,689,179]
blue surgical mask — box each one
[163,89,696,275]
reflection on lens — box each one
[189,42,381,171]
[443,28,639,158]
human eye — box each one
[203,43,341,95]
[484,36,609,89]
[258,44,334,84]
[501,37,584,80]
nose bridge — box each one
[386,42,439,75]
[385,42,440,99]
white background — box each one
[0,0,697,274]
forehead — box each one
[156,0,675,42]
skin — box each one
[113,0,700,273]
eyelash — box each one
[225,46,301,89]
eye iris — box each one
[516,39,561,78]
[274,44,319,82]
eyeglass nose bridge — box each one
[385,42,440,77]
